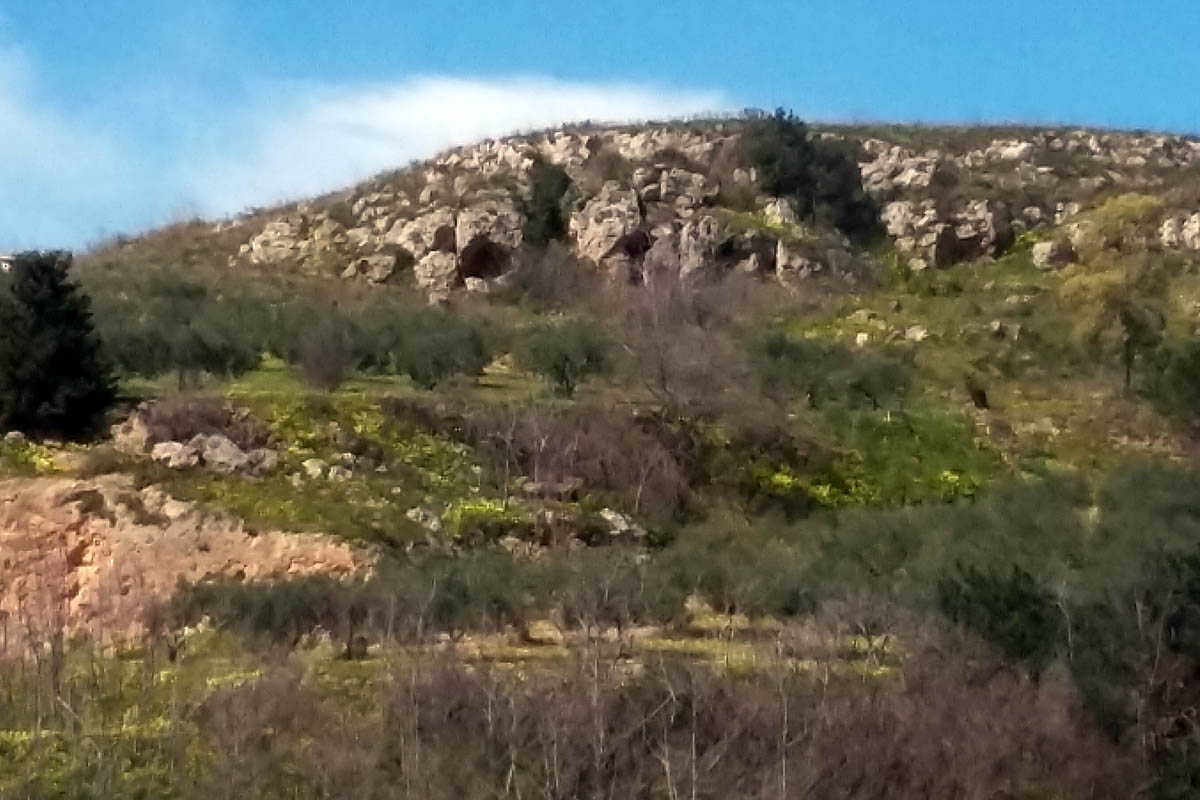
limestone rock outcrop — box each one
[570,181,644,266]
[220,121,1200,299]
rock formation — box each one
[217,122,1200,301]
[0,475,372,651]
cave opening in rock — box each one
[458,235,510,280]
[431,224,457,253]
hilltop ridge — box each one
[85,117,1200,304]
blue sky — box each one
[2,1,1198,249]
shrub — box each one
[0,435,59,474]
[938,563,1061,669]
[1150,337,1200,424]
[297,307,356,392]
[499,242,600,309]
[581,144,633,192]
[139,397,272,451]
[384,399,692,520]
[392,314,491,389]
[441,498,535,546]
[331,305,492,389]
[1059,194,1174,390]
[91,270,264,384]
[514,319,612,397]
[521,159,573,247]
[0,251,115,438]
[741,109,879,240]
[754,332,910,410]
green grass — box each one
[760,245,1185,484]
[814,405,1007,506]
[0,437,61,476]
[128,387,503,547]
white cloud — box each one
[183,75,729,217]
[0,47,131,249]
[0,67,728,249]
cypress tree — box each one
[0,251,115,438]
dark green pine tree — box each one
[0,251,115,438]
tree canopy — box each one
[0,251,115,438]
[742,109,879,240]
[1059,194,1174,389]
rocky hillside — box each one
[15,118,1200,797]
[148,120,1200,302]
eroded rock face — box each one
[678,215,726,280]
[0,475,372,651]
[659,169,719,217]
[570,181,644,264]
[246,218,303,264]
[763,197,798,226]
[342,254,398,283]
[886,199,1013,265]
[455,199,524,253]
[1161,212,1200,250]
[385,208,457,259]
[413,251,460,302]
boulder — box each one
[570,181,643,264]
[302,458,328,480]
[246,449,280,475]
[996,141,1035,162]
[763,197,798,226]
[659,169,718,215]
[521,477,583,501]
[111,410,152,454]
[678,215,725,280]
[187,434,251,475]
[1162,212,1200,250]
[598,508,647,541]
[413,251,460,302]
[881,201,916,238]
[776,241,819,281]
[405,507,442,533]
[959,200,1013,256]
[343,253,397,283]
[521,619,564,647]
[384,208,456,259]
[150,442,200,469]
[246,218,301,264]
[1032,240,1077,270]
[455,199,524,253]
